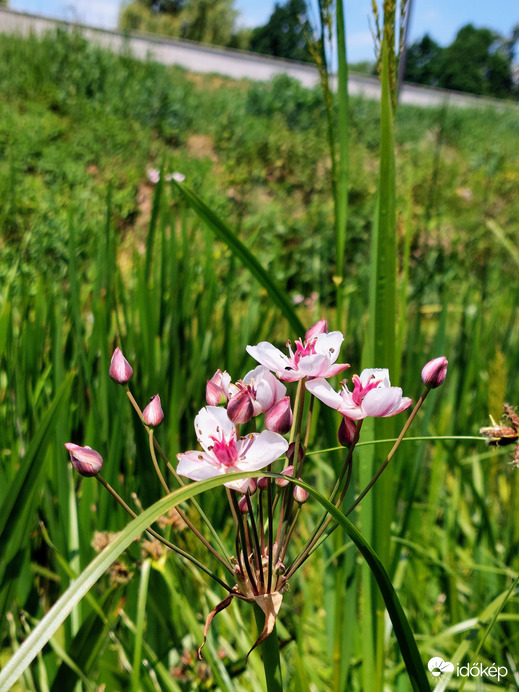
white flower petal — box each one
[362,387,402,417]
[246,342,291,373]
[360,368,390,388]
[236,431,288,471]
[194,406,235,452]
[306,378,344,410]
[313,331,344,363]
[176,451,225,481]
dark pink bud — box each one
[286,441,305,465]
[305,319,328,340]
[238,495,249,514]
[109,347,133,384]
[265,396,293,434]
[257,476,269,491]
[65,443,103,477]
[276,465,294,487]
[338,417,357,447]
[293,482,309,504]
[421,356,448,389]
[227,388,254,424]
[143,395,164,427]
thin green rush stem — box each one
[229,489,259,595]
[96,475,234,593]
[246,492,265,590]
[298,389,433,565]
[285,420,361,579]
[125,387,233,570]
[148,429,170,495]
[344,388,430,517]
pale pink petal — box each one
[194,406,235,452]
[386,396,412,416]
[306,378,344,410]
[246,342,291,372]
[360,368,391,388]
[320,362,350,378]
[235,431,288,471]
[362,387,403,417]
[313,331,344,363]
[297,353,329,377]
[176,451,226,481]
[305,319,328,340]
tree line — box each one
[118,0,518,100]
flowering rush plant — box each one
[66,323,447,665]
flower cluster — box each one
[65,321,447,658]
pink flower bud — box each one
[276,465,294,487]
[305,319,328,340]
[109,347,133,384]
[227,388,254,424]
[238,495,249,513]
[206,370,231,405]
[338,417,357,446]
[293,482,309,504]
[65,443,103,477]
[265,396,293,434]
[257,476,269,491]
[421,356,448,389]
[143,395,164,427]
[286,441,305,465]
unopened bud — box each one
[238,495,249,513]
[293,482,309,504]
[257,476,269,491]
[143,395,164,427]
[265,396,293,434]
[276,465,294,487]
[227,388,254,424]
[109,347,133,384]
[286,442,305,465]
[421,356,448,389]
[206,370,231,405]
[275,560,286,574]
[65,443,103,477]
[305,319,328,340]
[338,417,357,447]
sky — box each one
[8,0,519,64]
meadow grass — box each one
[0,25,518,691]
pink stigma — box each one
[351,374,381,406]
[210,434,239,467]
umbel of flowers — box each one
[65,321,447,657]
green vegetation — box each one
[405,24,519,99]
[1,27,519,690]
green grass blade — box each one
[132,559,152,692]
[172,181,305,336]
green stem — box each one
[254,605,283,692]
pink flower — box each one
[109,347,133,384]
[65,443,103,477]
[143,394,164,427]
[227,366,287,424]
[306,368,412,420]
[421,356,448,389]
[176,406,289,492]
[206,369,232,405]
[246,331,349,382]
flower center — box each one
[288,337,317,368]
[210,434,239,467]
[351,374,381,406]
